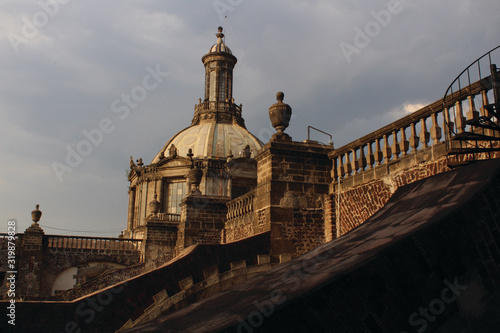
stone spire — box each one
[192,27,245,127]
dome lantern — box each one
[151,27,263,163]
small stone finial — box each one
[31,204,42,223]
[130,156,136,169]
[216,26,224,40]
[137,158,144,167]
[276,91,284,102]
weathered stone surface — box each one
[118,159,500,333]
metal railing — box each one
[443,45,500,146]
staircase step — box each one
[447,147,500,155]
[465,116,500,130]
[484,104,499,118]
[451,132,500,141]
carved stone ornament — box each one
[242,145,251,158]
[130,156,136,170]
[149,194,160,216]
[268,92,292,140]
[31,204,42,223]
[169,144,178,159]
[188,165,203,195]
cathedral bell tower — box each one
[192,27,245,127]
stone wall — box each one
[224,213,256,243]
[287,208,325,256]
[333,155,450,236]
[143,219,177,262]
[253,139,333,260]
[177,196,228,253]
[331,147,500,236]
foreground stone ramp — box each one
[122,159,500,332]
[0,232,271,333]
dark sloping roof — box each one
[122,159,500,333]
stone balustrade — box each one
[156,213,181,222]
[226,189,255,220]
[195,100,242,114]
[330,77,496,181]
[46,235,142,251]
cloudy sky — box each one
[1,0,499,236]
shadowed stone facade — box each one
[2,31,500,333]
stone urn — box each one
[268,92,292,139]
[31,204,42,223]
[149,194,161,217]
[188,165,203,195]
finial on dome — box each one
[216,26,224,40]
[276,92,284,103]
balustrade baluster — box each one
[338,155,345,179]
[409,122,420,152]
[419,118,430,147]
[391,131,400,158]
[455,101,466,133]
[382,134,392,163]
[351,149,359,174]
[344,152,352,176]
[366,142,375,169]
[374,138,383,166]
[399,127,410,156]
[430,113,442,144]
[357,145,367,171]
[466,95,479,120]
[480,89,490,117]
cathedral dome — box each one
[151,26,262,164]
[152,123,262,163]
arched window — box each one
[209,71,216,101]
[219,70,227,101]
